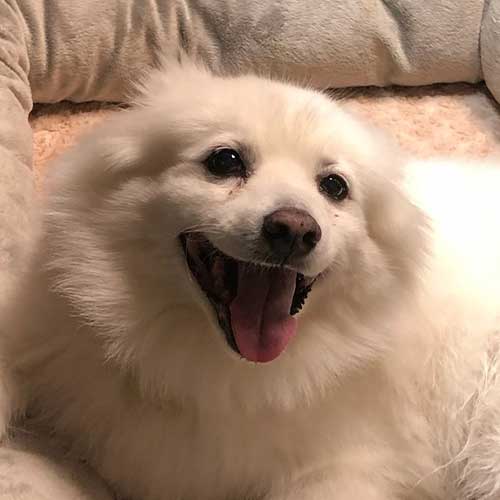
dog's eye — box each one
[205,148,246,177]
[319,174,349,201]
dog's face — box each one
[44,65,426,409]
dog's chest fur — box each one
[23,323,434,500]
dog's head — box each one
[43,63,427,409]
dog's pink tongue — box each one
[229,265,297,363]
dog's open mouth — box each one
[180,233,316,363]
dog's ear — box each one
[332,110,429,285]
[118,45,208,100]
[128,54,213,108]
[362,135,430,286]
[47,59,217,194]
[367,175,429,282]
[42,110,175,198]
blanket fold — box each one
[18,0,485,103]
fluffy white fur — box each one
[2,63,500,500]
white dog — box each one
[2,62,500,500]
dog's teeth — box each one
[290,282,314,316]
[185,232,316,317]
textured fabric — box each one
[18,0,485,103]
[0,0,495,498]
[481,0,500,102]
[0,1,34,292]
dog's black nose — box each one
[262,208,321,259]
